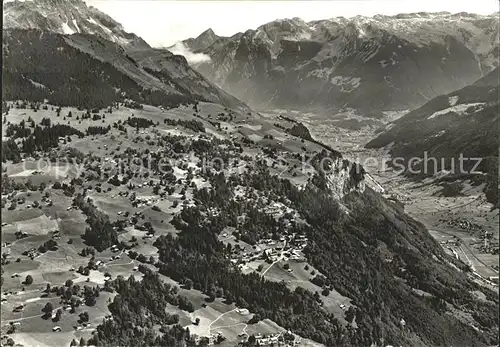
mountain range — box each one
[3,0,247,110]
[183,13,499,115]
[366,67,499,206]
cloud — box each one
[168,42,211,65]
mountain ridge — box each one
[183,12,499,114]
[3,0,249,111]
[366,68,499,206]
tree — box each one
[248,335,256,344]
[24,274,33,285]
[54,308,63,321]
[194,318,200,325]
[79,311,89,322]
[43,302,53,315]
[248,313,261,324]
[85,295,96,306]
[345,307,355,323]
[184,278,193,290]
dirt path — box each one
[261,241,287,277]
[261,258,281,277]
[207,308,238,335]
[103,259,134,268]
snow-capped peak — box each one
[3,0,150,49]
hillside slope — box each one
[366,68,499,205]
[1,101,498,347]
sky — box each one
[85,0,499,47]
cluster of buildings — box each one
[193,332,224,346]
[446,218,483,233]
[241,331,301,346]
[133,195,158,208]
[21,247,40,259]
[228,231,308,270]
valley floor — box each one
[262,109,499,288]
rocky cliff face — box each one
[324,158,366,201]
[184,13,499,115]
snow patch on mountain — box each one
[61,22,74,35]
[427,102,485,119]
[169,42,211,65]
[448,96,459,106]
[431,130,447,137]
[331,76,361,91]
[88,17,98,25]
[307,67,332,79]
[72,19,80,33]
[361,45,381,62]
[28,78,45,89]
